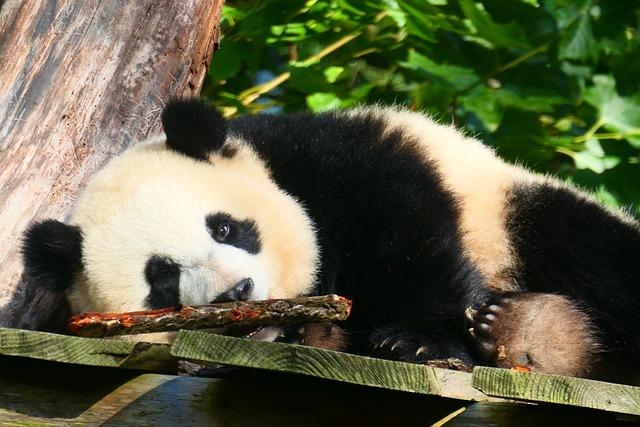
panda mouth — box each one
[211,278,254,303]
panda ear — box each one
[22,220,83,292]
[161,98,228,161]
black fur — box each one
[0,274,71,333]
[22,220,83,292]
[161,98,228,161]
[220,144,238,158]
[144,255,181,309]
[4,220,82,333]
[507,183,640,372]
[206,213,261,254]
[228,110,489,362]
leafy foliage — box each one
[202,0,640,213]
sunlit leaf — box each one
[324,66,345,83]
[459,0,529,49]
[307,92,342,111]
[584,75,640,147]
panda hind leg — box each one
[466,292,600,378]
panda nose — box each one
[212,278,254,303]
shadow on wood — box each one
[1,356,629,427]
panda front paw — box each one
[465,297,508,361]
[465,292,599,377]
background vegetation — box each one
[203,0,640,214]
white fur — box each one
[67,138,318,313]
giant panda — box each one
[8,98,640,384]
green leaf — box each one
[397,0,439,42]
[381,0,407,28]
[414,82,456,115]
[573,150,606,173]
[462,86,501,131]
[571,138,620,174]
[462,85,565,131]
[490,109,556,170]
[219,5,246,27]
[289,65,331,93]
[323,66,345,83]
[360,65,396,88]
[459,0,529,49]
[558,13,596,61]
[584,75,640,147]
[495,86,565,112]
[572,151,622,174]
[585,137,604,157]
[306,93,342,112]
[400,50,479,91]
[268,23,309,42]
[210,40,246,81]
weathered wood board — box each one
[1,326,639,417]
[0,327,174,371]
[473,366,640,416]
[0,0,224,307]
[171,331,640,416]
[170,329,499,402]
[0,357,631,426]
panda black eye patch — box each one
[206,213,261,254]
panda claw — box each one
[464,306,477,322]
[466,295,512,360]
[416,345,428,357]
[390,340,403,352]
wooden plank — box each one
[2,357,626,426]
[444,402,634,427]
[171,330,501,402]
[0,356,460,426]
[472,366,640,416]
[0,0,223,308]
[0,327,174,371]
[3,327,637,417]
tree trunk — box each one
[0,0,224,308]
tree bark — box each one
[0,0,224,307]
[68,295,352,338]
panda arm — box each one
[228,110,492,362]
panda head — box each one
[22,99,319,314]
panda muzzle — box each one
[212,278,254,303]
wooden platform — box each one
[0,327,638,425]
